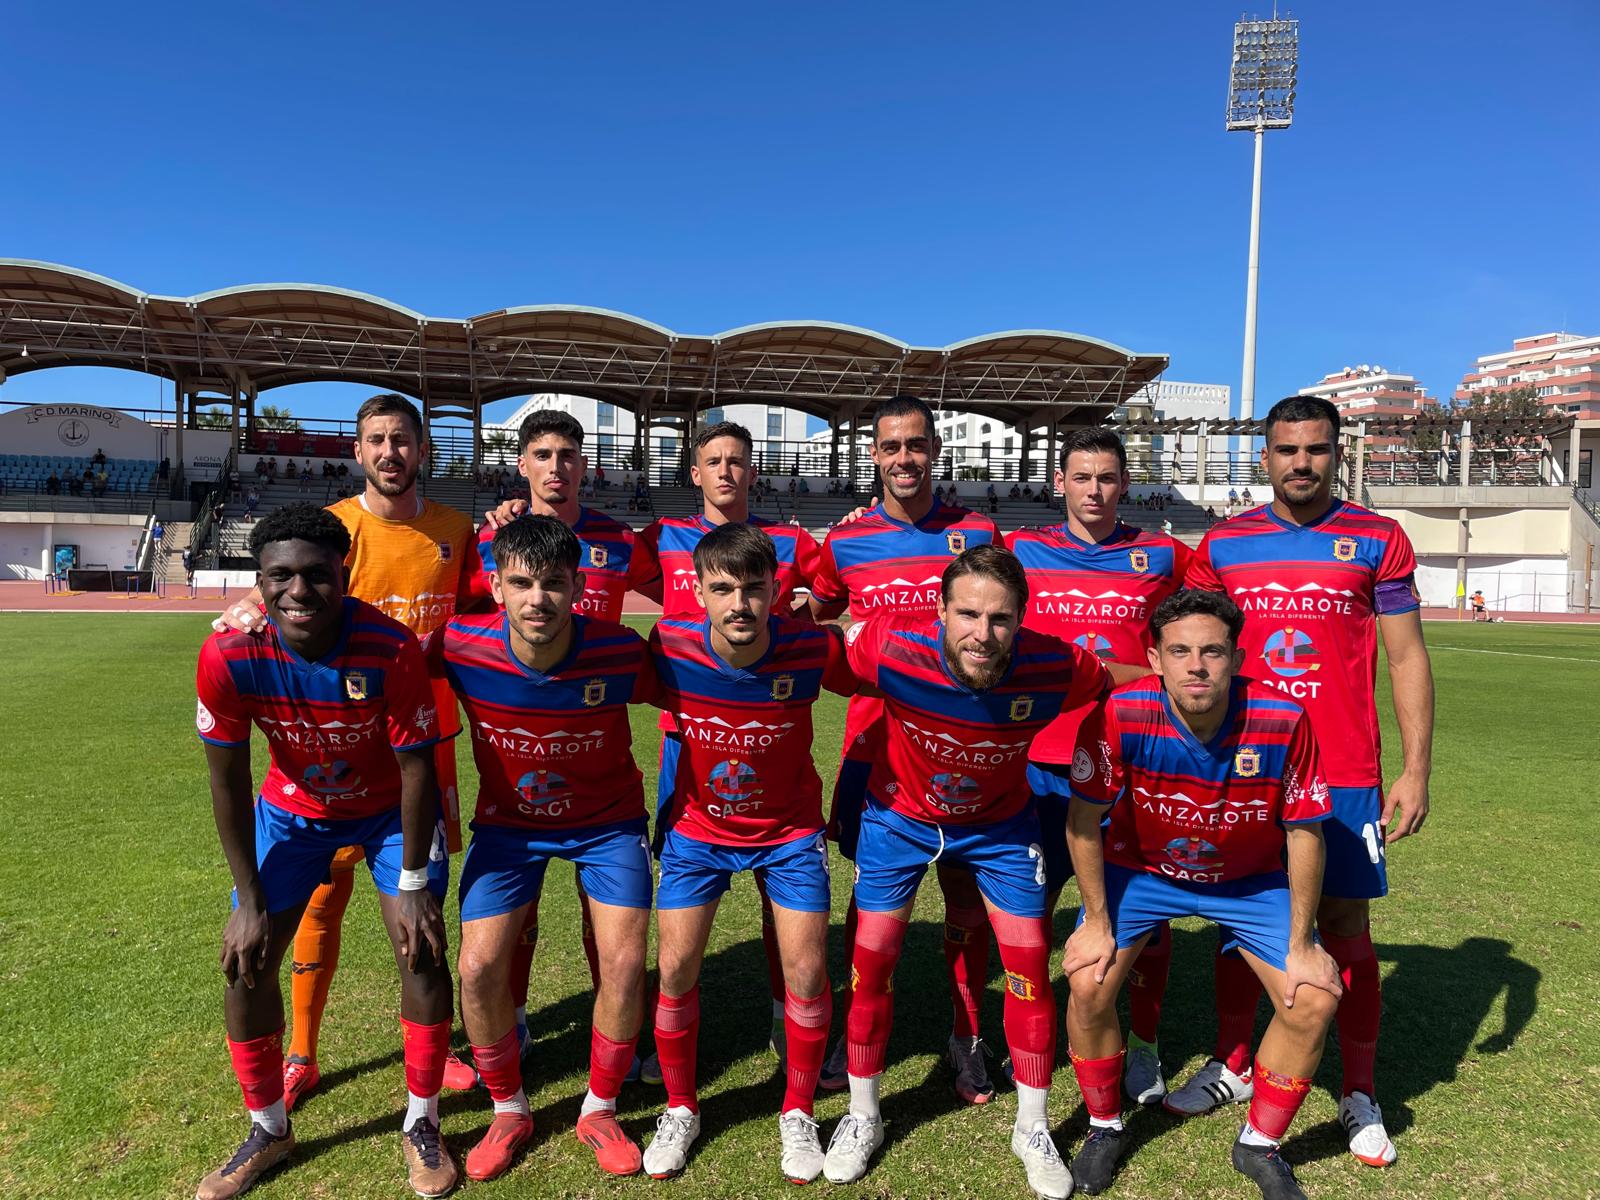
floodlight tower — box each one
[1227,14,1298,446]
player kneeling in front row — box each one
[641,523,856,1183]
[438,515,656,1179]
[831,545,1115,1199]
[194,504,456,1199]
[1062,589,1342,1200]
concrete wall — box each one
[0,514,148,579]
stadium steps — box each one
[154,523,193,582]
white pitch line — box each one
[1430,645,1600,664]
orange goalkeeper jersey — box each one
[326,494,475,850]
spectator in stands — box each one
[211,498,226,526]
[46,472,61,495]
[1226,486,1239,516]
[788,476,798,497]
[299,467,313,494]
[285,459,298,480]
[336,462,349,479]
[1205,505,1218,527]
[1008,483,1022,500]
[595,463,606,489]
[986,482,998,513]
[303,459,312,478]
[267,458,279,481]
[151,520,165,549]
[182,548,195,586]
[227,466,241,498]
[255,458,269,480]
[92,448,107,467]
[622,472,633,493]
[1161,516,1174,536]
[1022,483,1034,500]
[322,459,336,477]
[790,459,799,476]
[159,456,170,480]
[244,487,260,521]
[92,472,108,498]
[799,477,810,495]
[1241,486,1254,507]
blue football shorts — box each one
[656,827,831,913]
[458,818,653,920]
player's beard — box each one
[364,457,419,498]
[1168,682,1226,719]
[944,635,1008,691]
[511,605,564,645]
[881,464,928,503]
[719,610,761,646]
[1273,470,1326,510]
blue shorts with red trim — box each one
[854,797,1046,918]
[1322,785,1388,899]
[458,818,653,921]
[1075,862,1302,970]
[242,799,448,916]
[657,827,831,912]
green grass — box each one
[1,615,1598,1199]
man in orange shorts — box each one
[214,393,479,1115]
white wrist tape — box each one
[397,867,431,892]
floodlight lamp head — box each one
[1226,15,1299,131]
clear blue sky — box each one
[4,0,1597,425]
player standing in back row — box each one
[1174,395,1434,1168]
[1006,426,1190,1105]
[806,394,1005,1102]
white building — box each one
[1299,365,1433,418]
[487,394,814,475]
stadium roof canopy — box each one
[0,260,1166,430]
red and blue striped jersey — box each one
[1006,522,1191,764]
[195,598,440,821]
[464,506,650,622]
[1186,500,1420,788]
[844,614,1110,826]
[812,501,1003,763]
[1071,677,1331,885]
[434,612,653,830]
[634,514,821,620]
[648,615,857,846]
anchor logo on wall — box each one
[58,419,90,447]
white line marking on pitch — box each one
[1430,645,1600,664]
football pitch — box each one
[2,615,1597,1200]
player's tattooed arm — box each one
[1283,824,1342,1007]
[206,742,270,988]
[394,747,445,972]
[1378,609,1434,842]
[1061,797,1117,983]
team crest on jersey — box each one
[196,699,216,734]
[1008,695,1035,722]
[947,530,967,555]
[344,672,368,701]
[437,542,453,563]
[1234,747,1261,777]
[1070,747,1094,783]
[582,678,607,707]
[1129,548,1149,572]
[588,544,608,569]
[1004,970,1037,1002]
[771,673,795,701]
[1332,536,1359,562]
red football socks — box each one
[509,905,539,1010]
[401,1017,451,1099]
[782,988,832,1114]
[846,910,908,1079]
[989,910,1055,1089]
[589,1028,638,1105]
[1126,922,1172,1045]
[473,1028,523,1104]
[1214,947,1261,1075]
[943,903,989,1041]
[1247,1059,1312,1141]
[1070,1049,1125,1124]
[653,987,701,1113]
[228,1028,286,1111]
[1322,927,1381,1097]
